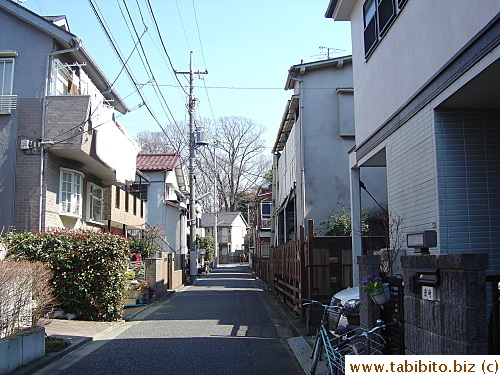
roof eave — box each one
[324,0,355,21]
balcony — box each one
[0,94,17,114]
[44,95,139,185]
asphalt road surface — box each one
[35,264,303,375]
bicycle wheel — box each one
[310,335,323,375]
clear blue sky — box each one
[20,0,352,148]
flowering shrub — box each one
[3,230,130,321]
[362,275,387,294]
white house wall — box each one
[299,63,355,229]
[276,125,297,208]
[350,0,499,146]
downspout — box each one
[38,38,82,231]
[290,77,305,236]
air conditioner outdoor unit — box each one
[20,139,31,150]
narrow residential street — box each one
[35,265,302,375]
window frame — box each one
[87,183,104,224]
[363,0,401,59]
[261,201,271,219]
[0,58,15,114]
[59,168,84,218]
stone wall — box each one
[402,254,488,354]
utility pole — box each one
[176,52,207,284]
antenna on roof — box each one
[318,46,346,59]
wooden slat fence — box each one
[270,239,302,314]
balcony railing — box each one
[0,95,17,114]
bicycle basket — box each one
[327,306,343,331]
[349,331,386,355]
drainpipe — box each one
[290,77,305,236]
[38,38,82,231]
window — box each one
[0,58,16,114]
[59,169,83,217]
[261,202,271,218]
[363,0,397,58]
[88,184,103,223]
[115,186,121,209]
[130,183,148,201]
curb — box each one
[11,336,91,375]
[256,277,307,338]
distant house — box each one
[325,0,500,274]
[200,212,248,264]
[135,153,189,255]
[0,1,142,233]
[272,56,387,246]
[252,185,272,259]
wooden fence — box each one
[268,222,354,318]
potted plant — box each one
[363,275,391,305]
[343,299,360,326]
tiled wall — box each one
[435,108,500,272]
[386,104,439,249]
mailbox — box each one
[407,230,437,254]
[413,268,440,301]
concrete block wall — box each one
[402,254,488,354]
[0,327,45,375]
[357,255,382,329]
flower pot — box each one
[370,285,391,305]
[346,314,360,326]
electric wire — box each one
[144,0,188,96]
[87,0,171,140]
[175,0,192,51]
[119,0,179,128]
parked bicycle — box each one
[303,299,396,375]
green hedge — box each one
[3,230,130,321]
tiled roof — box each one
[136,154,180,171]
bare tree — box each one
[135,122,189,156]
[197,116,271,212]
[135,116,271,213]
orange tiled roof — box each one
[136,153,180,171]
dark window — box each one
[261,202,271,218]
[115,186,121,209]
[125,190,129,212]
[130,183,148,201]
[363,0,400,58]
[364,0,378,56]
[378,0,396,36]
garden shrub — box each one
[3,230,130,321]
[0,259,55,338]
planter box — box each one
[124,298,137,305]
[0,326,45,375]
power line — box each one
[119,0,179,128]
[175,0,192,50]
[146,83,347,90]
[87,0,171,139]
[144,0,188,96]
